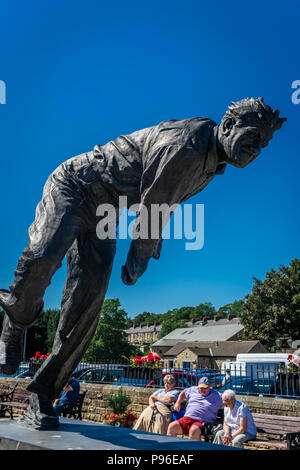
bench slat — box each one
[252,413,300,423]
[0,401,28,408]
[254,420,300,432]
[253,414,300,434]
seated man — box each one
[167,377,223,440]
[213,389,257,448]
[133,374,180,434]
[53,376,80,416]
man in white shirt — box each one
[213,389,257,448]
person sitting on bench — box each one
[167,376,223,440]
[133,374,179,434]
[53,376,80,416]
[213,389,257,448]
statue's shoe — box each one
[20,393,59,429]
[0,310,24,375]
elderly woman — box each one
[213,389,257,448]
[133,374,179,434]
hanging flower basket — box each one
[29,351,50,375]
[130,352,162,369]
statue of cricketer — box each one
[0,97,286,427]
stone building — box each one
[125,322,162,348]
[162,340,268,369]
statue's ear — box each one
[222,117,235,136]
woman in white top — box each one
[213,389,257,448]
[133,374,180,434]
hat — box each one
[198,377,211,387]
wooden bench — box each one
[0,383,31,419]
[245,413,300,450]
[60,391,87,420]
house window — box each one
[168,360,174,368]
[183,362,191,369]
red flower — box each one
[147,352,154,360]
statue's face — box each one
[218,115,269,168]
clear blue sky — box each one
[0,1,299,319]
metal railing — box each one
[1,360,299,399]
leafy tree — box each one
[132,311,161,324]
[83,298,135,362]
[24,309,60,358]
[158,318,188,339]
[192,302,216,319]
[230,300,245,317]
[240,258,300,350]
[44,309,60,351]
[217,300,244,317]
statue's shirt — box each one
[94,117,225,207]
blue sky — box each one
[0,1,299,319]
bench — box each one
[0,383,31,419]
[60,391,87,420]
[245,413,300,450]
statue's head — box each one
[217,97,286,168]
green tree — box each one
[23,309,60,358]
[240,258,300,350]
[217,300,244,317]
[192,302,216,319]
[83,298,135,362]
[158,318,188,339]
[44,309,60,351]
[132,311,160,324]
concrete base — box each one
[0,418,232,450]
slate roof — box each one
[152,323,244,347]
[125,323,162,334]
[163,340,267,357]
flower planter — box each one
[102,410,138,428]
[29,352,50,376]
[29,362,41,375]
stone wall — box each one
[1,377,300,422]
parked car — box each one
[112,377,152,387]
[157,370,199,389]
[76,365,128,384]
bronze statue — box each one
[0,98,286,428]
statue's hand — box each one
[121,265,136,286]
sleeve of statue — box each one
[121,141,200,285]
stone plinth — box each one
[0,418,232,451]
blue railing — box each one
[1,361,299,399]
